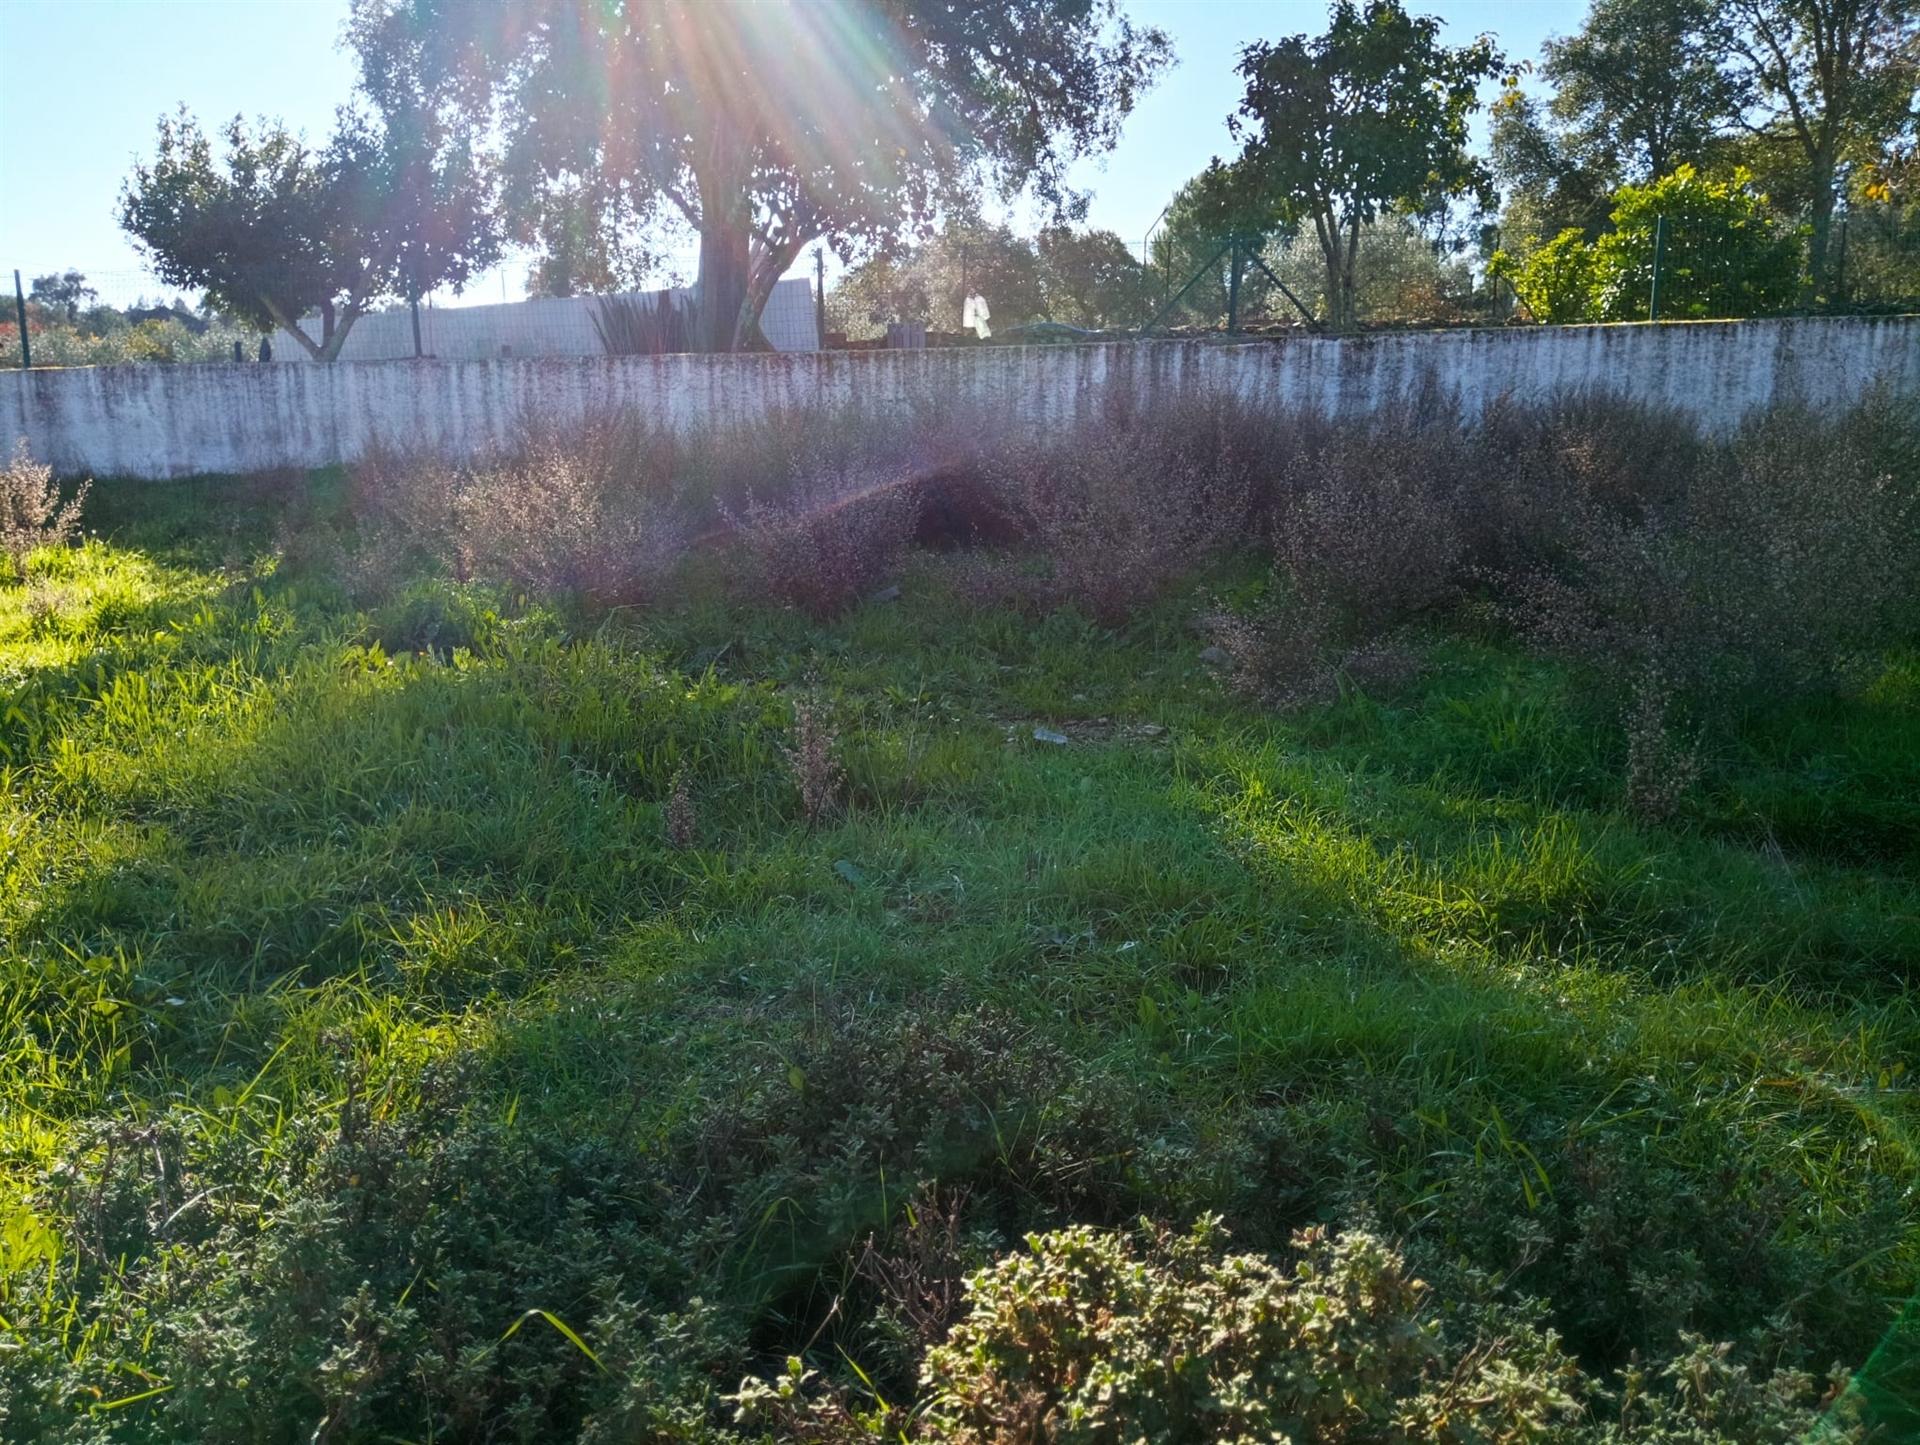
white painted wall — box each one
[4,318,1914,481]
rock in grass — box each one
[1198,646,1230,668]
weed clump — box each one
[457,419,686,608]
[732,472,917,619]
[663,765,697,849]
[1,440,87,577]
[974,394,1266,624]
[783,692,845,827]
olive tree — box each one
[120,104,498,362]
[350,0,1170,352]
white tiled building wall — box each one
[273,277,818,360]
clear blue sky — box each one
[0,0,1584,303]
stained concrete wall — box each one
[4,317,1914,481]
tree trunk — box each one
[694,220,752,353]
[315,306,364,363]
[732,234,810,351]
[690,123,756,353]
[1314,211,1344,330]
[256,292,366,364]
[1806,137,1839,302]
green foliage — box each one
[1266,214,1478,325]
[355,0,1171,350]
[590,289,694,356]
[918,1218,1576,1442]
[827,221,1049,339]
[1540,0,1736,184]
[1593,166,1802,319]
[1489,227,1605,323]
[2,394,1918,1439]
[1229,0,1504,330]
[1034,225,1151,328]
[120,102,498,361]
[26,271,98,322]
[1494,168,1802,322]
[1710,0,1919,297]
[1145,159,1290,325]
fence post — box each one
[1648,214,1667,322]
[1226,237,1243,333]
[814,246,826,348]
[12,270,29,369]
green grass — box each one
[2,474,1918,1440]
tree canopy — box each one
[1145,161,1288,325]
[27,272,98,324]
[1712,0,1919,298]
[1491,0,1917,308]
[1546,0,1741,183]
[120,105,498,362]
[827,220,1149,337]
[1489,165,1801,320]
[351,0,1171,352]
[1225,0,1503,330]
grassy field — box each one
[2,436,1918,1440]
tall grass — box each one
[1,386,1916,1440]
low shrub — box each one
[1506,399,1916,711]
[3,1009,1148,1443]
[731,472,917,618]
[1,440,88,577]
[739,1214,1863,1443]
[346,439,470,584]
[979,394,1267,624]
[366,578,506,657]
[916,1217,1577,1443]
[457,417,687,608]
[1269,428,1463,637]
[1202,586,1425,710]
[347,416,687,608]
[3,1077,744,1444]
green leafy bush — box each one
[1489,227,1604,324]
[917,1217,1577,1443]
[1492,168,1802,323]
[1594,167,1802,321]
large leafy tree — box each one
[827,219,1047,337]
[1226,1,1503,331]
[1034,225,1150,327]
[829,220,1147,337]
[27,272,98,323]
[1548,0,1742,182]
[1714,0,1919,298]
[121,107,498,362]
[1145,161,1286,324]
[1490,0,1735,259]
[1488,90,1616,247]
[351,0,1169,353]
